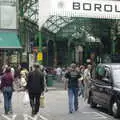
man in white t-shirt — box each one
[56,67,62,81]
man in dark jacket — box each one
[65,63,80,113]
[26,63,44,116]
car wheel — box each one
[112,99,120,118]
[89,95,97,108]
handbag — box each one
[40,94,45,108]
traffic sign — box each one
[37,52,43,61]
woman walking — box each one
[0,67,14,114]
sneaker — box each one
[75,107,78,111]
[69,109,74,114]
[5,112,8,115]
[69,111,73,114]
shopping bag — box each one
[23,92,29,105]
[40,94,45,108]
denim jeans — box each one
[3,87,13,114]
[78,83,84,98]
[68,88,79,113]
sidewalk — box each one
[39,90,91,120]
[47,80,64,91]
[40,81,89,120]
[40,81,112,120]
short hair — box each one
[5,67,11,73]
[34,63,40,68]
[70,63,76,68]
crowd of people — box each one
[0,63,45,116]
[0,62,94,116]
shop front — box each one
[0,32,22,69]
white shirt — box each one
[56,67,62,75]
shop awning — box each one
[0,32,22,49]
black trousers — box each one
[28,93,41,114]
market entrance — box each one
[38,0,120,66]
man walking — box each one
[26,63,44,116]
[65,63,80,113]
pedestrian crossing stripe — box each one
[1,114,48,120]
[39,115,48,120]
[82,112,107,119]
[1,114,17,120]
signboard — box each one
[39,0,120,29]
[37,52,43,61]
[22,52,27,62]
[50,0,120,19]
[0,5,16,29]
[10,55,17,63]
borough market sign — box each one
[73,2,120,12]
[39,0,120,29]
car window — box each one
[95,65,105,80]
[112,69,120,83]
[104,67,111,79]
[96,66,105,77]
[95,65,112,82]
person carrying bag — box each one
[40,93,45,108]
[26,63,44,116]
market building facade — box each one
[1,0,120,69]
[38,0,120,66]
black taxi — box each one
[88,63,120,118]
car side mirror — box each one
[102,77,112,84]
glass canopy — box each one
[42,15,115,44]
[43,16,74,33]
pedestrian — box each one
[26,63,44,116]
[40,65,48,92]
[61,67,66,82]
[65,63,80,113]
[78,65,85,98]
[11,66,15,78]
[19,72,27,91]
[0,67,14,115]
[83,64,92,102]
[20,67,28,81]
[55,66,62,81]
[2,64,8,74]
[15,64,21,79]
